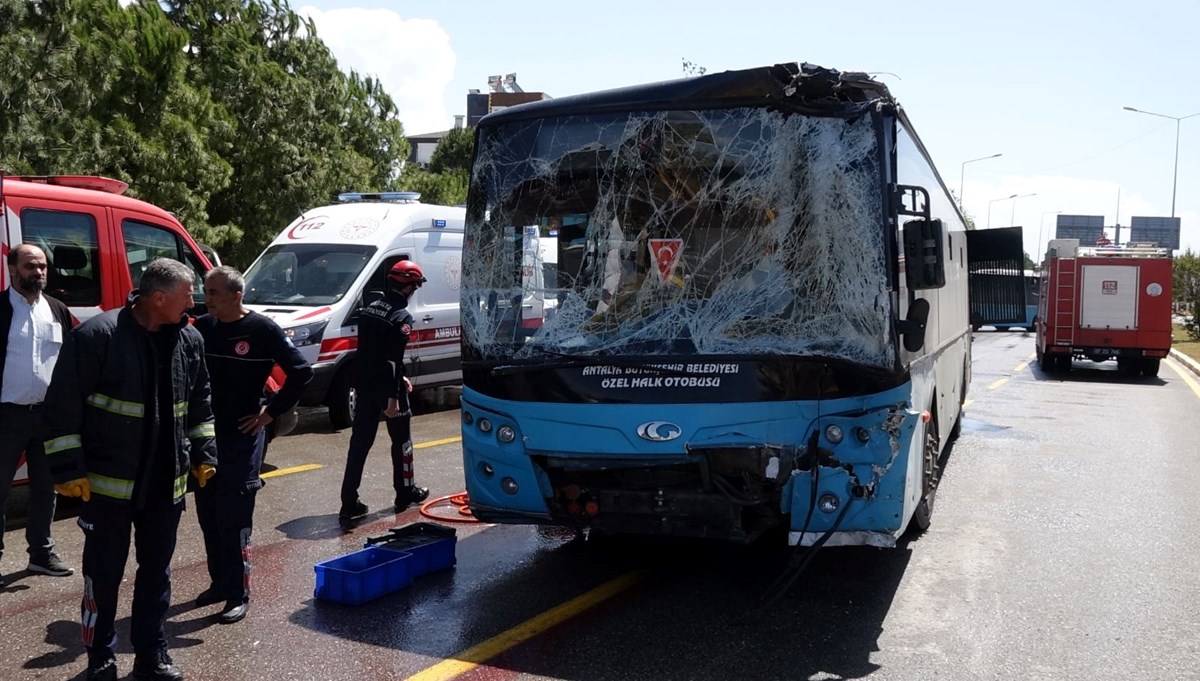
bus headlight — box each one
[478,418,492,434]
[824,425,844,444]
[497,425,516,443]
[818,494,840,513]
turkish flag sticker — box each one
[648,239,684,283]
[399,323,412,336]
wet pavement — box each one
[4,338,1200,680]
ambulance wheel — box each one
[328,370,356,430]
[1142,358,1161,377]
[908,408,939,536]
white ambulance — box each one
[241,192,465,428]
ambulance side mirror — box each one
[903,219,946,290]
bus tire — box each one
[1142,358,1161,377]
[328,369,357,430]
[908,409,940,535]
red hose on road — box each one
[418,492,481,523]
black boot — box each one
[395,486,430,511]
[131,649,183,680]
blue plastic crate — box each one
[365,522,457,577]
[314,546,413,606]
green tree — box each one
[0,0,233,243]
[1174,249,1200,339]
[427,127,474,175]
[165,0,409,265]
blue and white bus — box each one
[459,63,1010,546]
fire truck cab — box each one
[2,172,215,487]
[1036,239,1173,376]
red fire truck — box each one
[1036,240,1173,376]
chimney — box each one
[454,115,465,129]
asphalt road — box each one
[3,333,1199,680]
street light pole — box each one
[1123,106,1200,218]
[959,153,1003,209]
[987,194,1017,229]
[1010,193,1037,226]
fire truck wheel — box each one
[1142,358,1161,378]
[1038,351,1055,373]
[1055,355,1071,373]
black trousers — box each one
[194,430,263,605]
[79,494,183,660]
[340,390,414,507]
[0,404,55,560]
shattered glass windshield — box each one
[463,107,894,369]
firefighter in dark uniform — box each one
[338,259,430,520]
[192,266,313,624]
[43,258,217,681]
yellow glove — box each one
[55,478,91,502]
[192,464,216,488]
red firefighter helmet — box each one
[387,260,427,286]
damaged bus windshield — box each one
[462,108,895,372]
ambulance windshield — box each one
[461,108,894,368]
[243,243,376,306]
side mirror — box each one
[903,219,946,290]
[898,298,930,352]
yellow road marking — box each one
[260,463,323,479]
[986,377,1009,390]
[415,436,463,450]
[1165,357,1200,401]
[405,572,646,681]
[963,399,974,408]
[1013,361,1029,372]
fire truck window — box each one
[122,220,205,305]
[20,208,101,306]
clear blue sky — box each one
[300,0,1200,255]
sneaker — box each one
[338,500,368,521]
[131,649,183,681]
[28,552,74,577]
[395,486,430,511]
[195,585,223,607]
[218,600,249,624]
[86,655,118,681]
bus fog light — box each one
[500,477,519,495]
[818,493,840,513]
[854,427,871,444]
[478,418,492,434]
[479,462,494,477]
[497,426,516,443]
[825,425,844,444]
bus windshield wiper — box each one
[486,350,696,377]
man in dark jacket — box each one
[0,244,75,585]
[192,266,313,624]
[43,258,217,681]
[338,259,430,521]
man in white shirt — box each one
[0,243,76,585]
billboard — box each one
[1055,215,1106,246]
[1128,216,1180,250]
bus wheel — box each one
[1142,358,1161,377]
[908,411,940,535]
[328,369,357,430]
